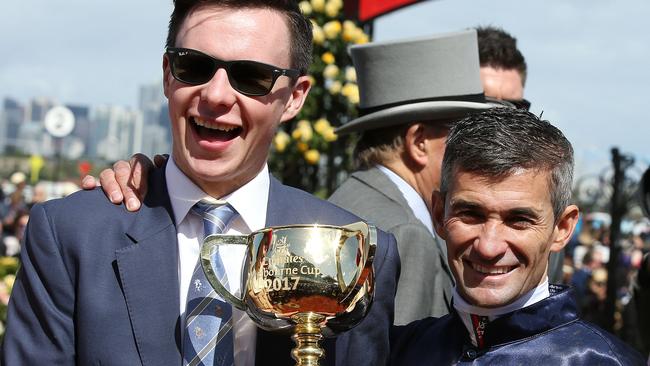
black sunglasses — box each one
[166,47,300,96]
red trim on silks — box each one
[470,314,489,349]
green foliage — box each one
[269,0,369,195]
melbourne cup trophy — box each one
[200,222,377,366]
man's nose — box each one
[200,68,237,107]
[472,220,508,259]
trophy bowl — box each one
[201,222,376,365]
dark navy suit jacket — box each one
[1,167,399,366]
[390,285,645,365]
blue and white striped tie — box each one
[183,200,237,366]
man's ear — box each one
[162,54,172,98]
[403,123,428,168]
[431,190,447,240]
[550,204,580,252]
[280,75,312,123]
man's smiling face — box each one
[163,5,309,198]
[433,168,573,308]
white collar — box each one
[453,278,550,347]
[165,157,269,232]
[376,164,434,235]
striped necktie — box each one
[183,200,238,366]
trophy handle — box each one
[337,222,377,303]
[200,234,249,310]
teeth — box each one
[193,117,238,132]
[472,263,513,275]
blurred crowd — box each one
[0,171,81,257]
[563,211,650,354]
[0,172,80,313]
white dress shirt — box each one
[166,157,269,366]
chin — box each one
[461,287,515,308]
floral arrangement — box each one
[269,0,370,197]
[0,256,19,338]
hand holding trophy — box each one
[201,222,376,366]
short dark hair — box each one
[166,0,313,75]
[440,108,574,221]
[476,26,527,85]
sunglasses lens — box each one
[171,51,215,85]
[230,61,275,96]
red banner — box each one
[345,0,426,22]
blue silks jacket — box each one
[390,284,645,365]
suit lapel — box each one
[116,168,182,366]
[355,167,454,284]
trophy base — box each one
[290,313,327,366]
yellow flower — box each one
[292,120,313,142]
[325,1,341,18]
[342,83,360,104]
[323,127,338,142]
[304,149,320,165]
[345,67,357,82]
[327,80,342,95]
[3,274,15,290]
[311,21,325,45]
[0,256,18,268]
[299,1,312,15]
[323,64,339,79]
[342,20,357,42]
[355,31,370,45]
[274,130,290,153]
[297,142,309,152]
[314,118,331,135]
[321,52,335,65]
[310,0,325,12]
[323,21,342,39]
[329,0,343,8]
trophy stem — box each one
[290,312,326,366]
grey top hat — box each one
[336,30,492,135]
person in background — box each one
[390,107,644,365]
[476,26,529,109]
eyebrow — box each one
[450,199,542,218]
[449,199,482,211]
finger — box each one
[98,168,123,204]
[113,160,141,211]
[127,154,154,206]
[81,175,99,189]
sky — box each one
[1,0,649,178]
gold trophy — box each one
[200,222,376,366]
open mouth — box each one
[190,116,242,142]
[468,261,516,275]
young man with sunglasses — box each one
[1,1,399,365]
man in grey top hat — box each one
[329,30,495,325]
[85,29,497,325]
